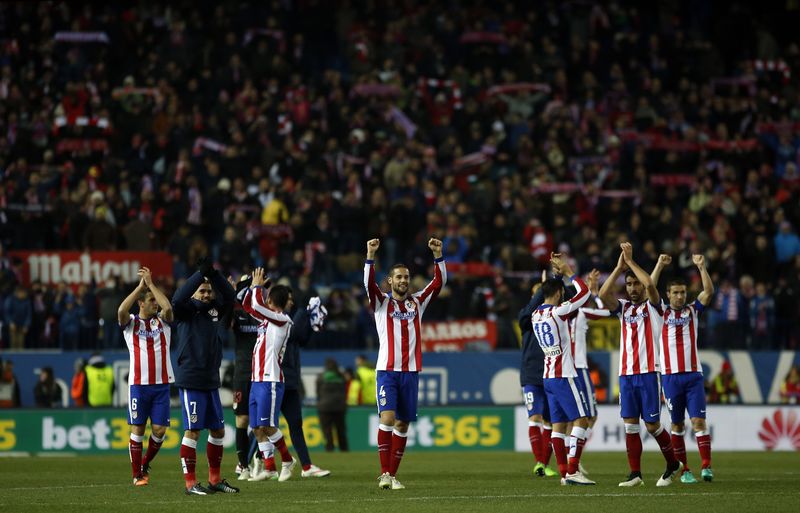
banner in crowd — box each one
[9,251,173,288]
[1,405,796,454]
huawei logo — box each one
[758,409,800,450]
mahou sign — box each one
[420,319,497,352]
[10,251,173,288]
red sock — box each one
[390,431,408,476]
[272,435,292,463]
[265,456,276,471]
[696,433,712,469]
[672,432,688,471]
[567,436,586,475]
[378,426,392,474]
[542,427,553,465]
[550,433,568,478]
[207,437,224,485]
[129,436,143,477]
[528,424,543,462]
[653,427,677,465]
[142,435,163,469]
[302,464,311,471]
[180,439,197,488]
[625,433,642,473]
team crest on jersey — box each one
[405,300,416,310]
[380,398,386,406]
[208,308,219,320]
[190,414,198,423]
[131,411,138,420]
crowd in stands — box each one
[0,1,799,351]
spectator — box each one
[56,295,82,351]
[708,361,740,404]
[344,367,360,406]
[780,365,800,404]
[34,366,63,408]
[749,282,775,347]
[354,355,377,406]
[0,359,21,408]
[774,221,800,268]
[84,353,114,407]
[316,358,349,452]
[4,285,32,350]
[71,357,88,407]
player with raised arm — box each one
[519,271,558,478]
[241,268,298,482]
[650,253,715,483]
[531,253,595,485]
[172,257,239,496]
[365,237,446,490]
[568,269,611,473]
[118,267,174,486]
[598,243,681,487]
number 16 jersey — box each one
[531,276,591,379]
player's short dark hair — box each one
[136,289,153,302]
[541,278,563,300]
[624,270,639,282]
[268,285,292,309]
[666,277,688,291]
[389,263,409,277]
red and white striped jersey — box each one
[570,298,611,369]
[531,276,591,379]
[364,258,446,372]
[242,287,293,382]
[614,299,663,376]
[122,314,174,385]
[659,300,704,375]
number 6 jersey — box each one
[531,276,591,379]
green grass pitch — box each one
[1,451,797,512]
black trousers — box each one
[318,410,349,451]
[281,387,311,465]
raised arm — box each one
[650,254,671,291]
[172,271,206,318]
[621,242,660,305]
[551,254,591,317]
[598,251,626,312]
[244,267,291,325]
[117,277,146,326]
[208,268,235,308]
[364,238,386,310]
[416,238,447,308]
[140,267,173,322]
[693,254,715,306]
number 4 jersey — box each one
[531,276,591,379]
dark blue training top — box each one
[172,271,235,390]
[282,306,313,391]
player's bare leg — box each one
[691,417,713,481]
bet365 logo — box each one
[758,409,800,450]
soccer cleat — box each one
[133,474,148,486]
[301,464,331,478]
[251,455,265,476]
[578,462,589,476]
[532,462,545,477]
[141,462,151,478]
[565,471,596,485]
[656,461,684,487]
[680,470,699,484]
[618,472,644,487]
[237,466,251,481]
[185,483,210,496]
[560,477,567,486]
[248,469,278,481]
[391,476,406,490]
[543,466,559,477]
[278,457,297,482]
[701,468,714,482]
[378,472,392,490]
[207,479,240,493]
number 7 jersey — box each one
[531,276,591,379]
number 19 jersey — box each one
[531,276,591,379]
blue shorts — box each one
[661,372,707,424]
[249,381,284,428]
[619,372,662,421]
[522,384,550,421]
[543,377,590,423]
[577,368,597,418]
[179,388,224,431]
[128,384,170,426]
[376,371,419,422]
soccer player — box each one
[365,237,446,490]
[118,267,173,486]
[531,253,594,485]
[650,253,715,483]
[598,243,682,487]
[519,272,558,478]
[172,257,239,496]
[241,268,298,482]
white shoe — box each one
[656,461,683,487]
[619,472,645,487]
[279,457,297,482]
[237,467,251,481]
[391,476,405,490]
[248,469,277,481]
[251,455,265,476]
[565,471,596,485]
[378,472,392,489]
[578,462,589,476]
[301,464,331,478]
[560,477,567,486]
[234,463,244,476]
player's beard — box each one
[392,284,408,298]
